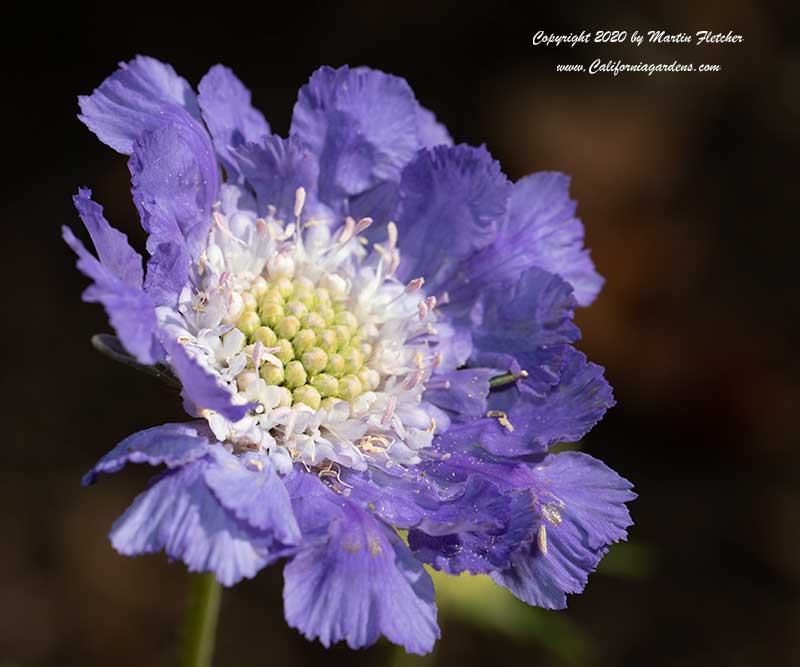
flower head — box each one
[67,57,634,654]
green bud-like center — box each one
[234,273,379,409]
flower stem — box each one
[180,572,222,667]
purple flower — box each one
[67,56,634,654]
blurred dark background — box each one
[2,1,798,665]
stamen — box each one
[252,341,263,368]
[278,223,295,241]
[488,369,529,388]
[213,212,247,246]
[318,462,353,491]
[386,221,398,249]
[359,434,393,453]
[355,217,373,233]
[420,448,452,461]
[246,458,264,472]
[294,187,306,219]
[418,300,428,320]
[338,217,356,245]
[303,218,327,229]
[542,502,563,526]
[402,370,424,390]
[386,276,424,308]
[487,410,515,432]
[425,296,437,311]
[425,379,451,390]
[538,524,548,555]
[386,249,400,275]
[381,396,397,426]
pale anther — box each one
[355,217,373,233]
[293,187,306,219]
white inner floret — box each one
[158,188,441,476]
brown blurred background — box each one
[2,1,798,665]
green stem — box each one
[180,572,222,667]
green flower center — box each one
[234,274,380,410]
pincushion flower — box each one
[67,56,634,655]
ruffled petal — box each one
[78,55,202,154]
[345,180,400,229]
[142,236,189,308]
[127,121,218,307]
[487,348,614,457]
[356,447,521,576]
[291,66,420,209]
[424,368,494,418]
[409,447,633,587]
[344,466,509,535]
[506,173,603,306]
[203,448,301,544]
[283,472,439,654]
[395,144,511,293]
[62,226,159,364]
[433,413,542,466]
[471,266,580,396]
[161,336,253,422]
[232,134,320,221]
[416,106,453,148]
[421,320,473,372]
[130,121,219,261]
[197,64,270,179]
[408,491,534,575]
[491,452,635,609]
[437,348,613,459]
[82,422,212,485]
[73,189,143,288]
[110,458,284,586]
[451,172,603,307]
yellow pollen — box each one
[427,417,437,434]
[487,410,515,432]
[368,536,383,556]
[358,434,392,454]
[538,524,548,555]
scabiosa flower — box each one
[67,56,635,654]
